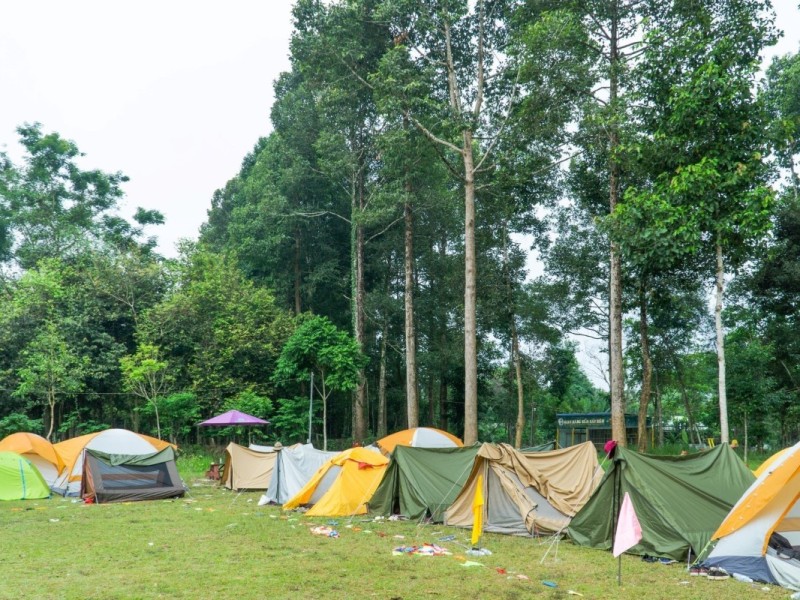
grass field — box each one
[0,454,778,600]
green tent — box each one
[0,451,50,501]
[567,444,754,561]
[369,445,479,521]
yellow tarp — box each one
[284,447,388,516]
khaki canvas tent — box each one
[445,442,600,536]
[263,443,338,505]
[283,447,388,516]
[0,432,64,487]
[0,451,50,500]
[369,445,480,521]
[81,447,185,503]
[568,443,755,561]
[703,441,800,589]
[220,442,277,491]
[53,429,172,496]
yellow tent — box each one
[704,441,800,590]
[0,432,64,486]
[283,447,388,516]
[754,446,792,478]
[53,429,173,496]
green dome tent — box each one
[0,451,50,501]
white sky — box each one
[0,1,294,256]
[1,1,798,260]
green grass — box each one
[0,460,768,600]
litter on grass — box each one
[310,525,339,538]
[392,544,451,556]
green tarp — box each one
[369,445,479,521]
[567,444,755,561]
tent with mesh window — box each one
[80,446,185,503]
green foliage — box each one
[271,395,318,444]
[0,413,42,438]
[139,392,200,444]
[273,314,367,394]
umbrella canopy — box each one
[199,410,269,426]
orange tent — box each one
[0,432,64,486]
[376,427,462,455]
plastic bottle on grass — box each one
[731,573,753,583]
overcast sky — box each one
[0,1,294,256]
[1,1,798,259]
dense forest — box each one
[0,0,798,452]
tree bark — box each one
[608,1,626,446]
[513,327,525,449]
[404,199,419,428]
[462,134,478,445]
[352,172,367,443]
[378,286,389,440]
[715,239,729,443]
[637,281,653,452]
[293,229,302,315]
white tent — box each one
[704,441,800,590]
[52,429,171,496]
[262,444,339,505]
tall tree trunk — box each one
[293,229,302,315]
[46,390,56,441]
[677,368,702,447]
[351,175,367,443]
[715,239,729,443]
[378,324,387,438]
[404,199,419,428]
[462,138,478,445]
[608,3,626,446]
[512,327,525,449]
[655,373,664,447]
[427,376,435,426]
[322,375,328,451]
[637,281,653,452]
[439,372,448,432]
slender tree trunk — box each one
[378,314,388,439]
[715,239,729,443]
[427,376,435,426]
[153,401,162,440]
[608,4,626,446]
[513,328,525,449]
[404,199,419,428]
[293,229,302,315]
[322,375,328,451]
[46,390,56,441]
[677,369,702,447]
[351,173,367,443]
[462,134,478,445]
[439,373,448,432]
[637,282,653,452]
[655,373,664,447]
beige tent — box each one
[445,441,600,536]
[221,443,278,491]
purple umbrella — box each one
[199,409,269,426]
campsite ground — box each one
[0,454,774,600]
